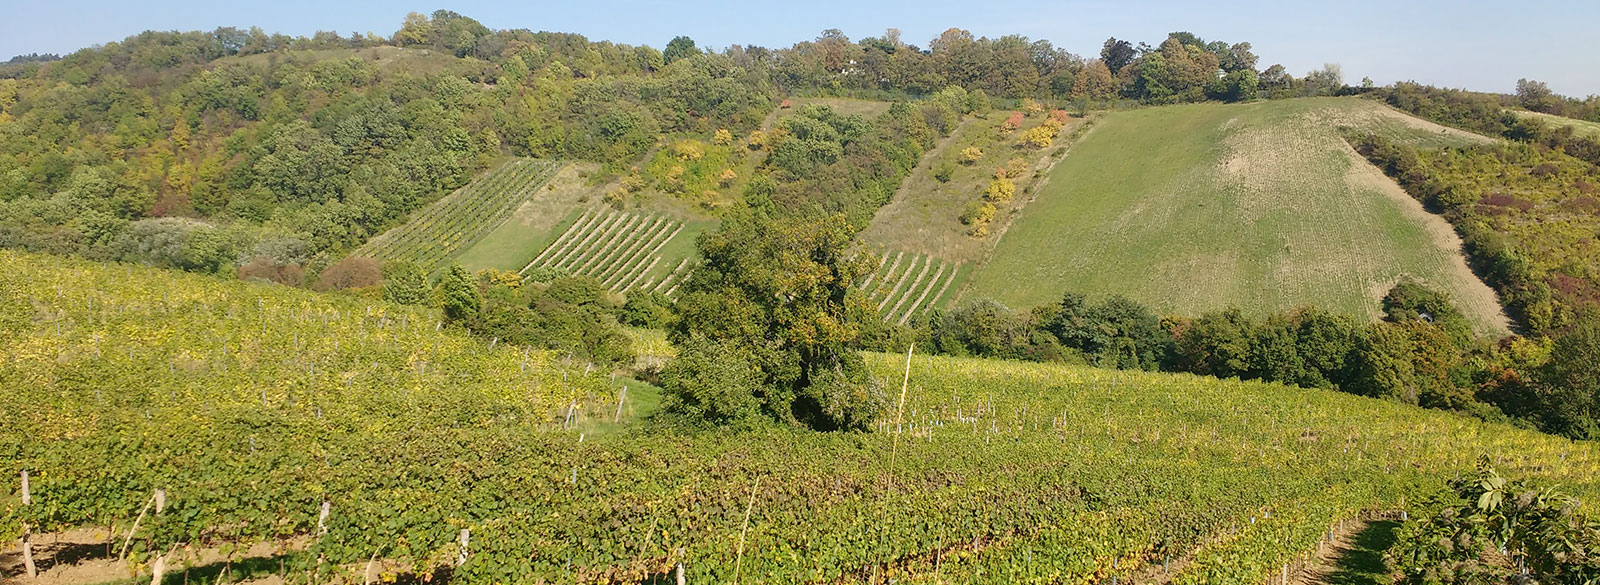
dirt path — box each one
[2,529,299,585]
[1292,517,1401,585]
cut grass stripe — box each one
[525,211,596,272]
[871,252,906,300]
[620,256,663,292]
[923,263,962,314]
[885,256,934,320]
[603,220,680,288]
[576,214,648,275]
[553,212,625,269]
[877,254,923,312]
[571,213,640,272]
[896,261,947,325]
[859,252,889,289]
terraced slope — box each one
[520,209,708,295]
[352,158,563,271]
[963,97,1509,335]
[857,251,966,324]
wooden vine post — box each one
[20,470,36,579]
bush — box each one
[660,336,767,426]
[316,256,382,291]
[381,260,429,305]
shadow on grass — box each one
[1326,520,1401,585]
[89,551,449,585]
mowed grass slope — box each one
[1516,110,1600,139]
[963,97,1508,334]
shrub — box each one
[238,257,304,286]
[380,260,429,304]
[934,162,955,183]
[1002,112,1024,132]
[959,146,984,164]
[316,256,382,291]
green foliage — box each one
[663,35,698,64]
[1391,460,1600,585]
[1534,315,1600,439]
[11,250,1600,584]
[380,260,429,305]
[1383,279,1475,347]
[1049,292,1172,371]
[522,264,571,283]
[668,212,885,430]
[438,264,480,323]
[468,274,635,367]
[620,290,677,329]
[659,335,766,425]
[760,102,937,230]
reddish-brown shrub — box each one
[1479,192,1536,212]
[316,256,382,291]
[239,257,305,286]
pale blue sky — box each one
[4,0,1597,96]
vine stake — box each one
[19,470,35,578]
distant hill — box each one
[952,97,1509,335]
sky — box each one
[3,0,1597,97]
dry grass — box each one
[858,112,1091,265]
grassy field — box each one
[452,163,608,272]
[351,158,564,272]
[961,97,1509,335]
[1516,110,1600,138]
[858,110,1090,265]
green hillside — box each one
[962,97,1509,334]
[1516,110,1600,138]
[351,158,563,271]
[4,252,1597,584]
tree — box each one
[1535,315,1600,439]
[1048,293,1171,370]
[438,264,480,323]
[1173,308,1254,378]
[665,212,886,430]
[1516,78,1560,114]
[381,260,429,305]
[394,12,432,46]
[664,36,698,65]
[1100,38,1136,74]
[1221,42,1258,73]
[1303,63,1344,96]
[1070,60,1117,101]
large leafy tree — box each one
[664,212,885,430]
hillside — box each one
[960,97,1509,335]
[4,253,1597,584]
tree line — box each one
[847,281,1600,440]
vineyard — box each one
[351,158,565,271]
[520,209,704,296]
[6,251,1594,584]
[857,251,966,324]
